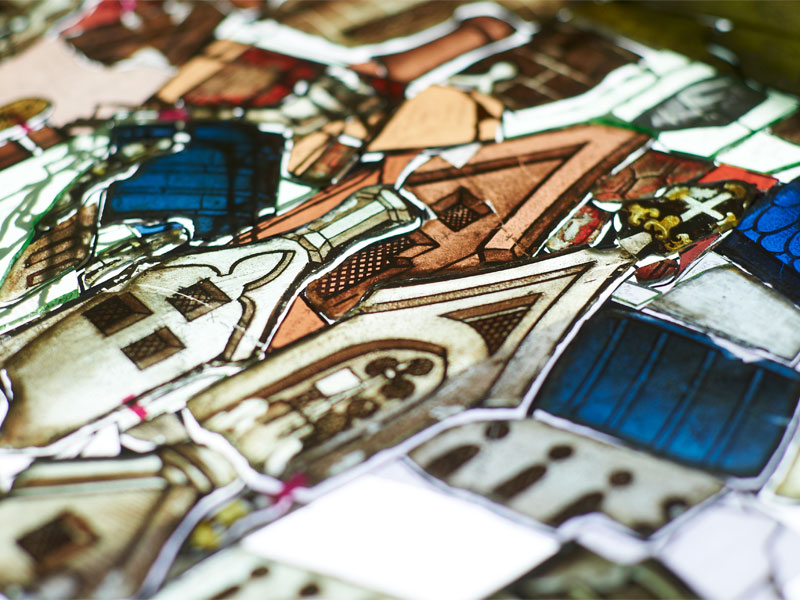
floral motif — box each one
[365,356,435,400]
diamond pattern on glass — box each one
[83,292,152,336]
[17,511,97,572]
[315,236,413,298]
[122,327,185,370]
[435,187,485,232]
[438,203,481,232]
[166,278,231,321]
[462,307,531,354]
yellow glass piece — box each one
[627,202,661,226]
[189,522,220,550]
[214,499,249,527]
[0,98,50,130]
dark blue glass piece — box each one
[131,222,184,236]
[532,307,800,478]
[103,122,284,239]
[721,179,800,304]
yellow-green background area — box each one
[571,0,800,97]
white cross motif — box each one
[679,190,731,222]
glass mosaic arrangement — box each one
[1,1,800,598]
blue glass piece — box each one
[532,307,800,478]
[103,122,284,239]
[112,124,178,146]
[131,222,182,236]
[721,179,800,304]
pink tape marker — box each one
[272,472,309,502]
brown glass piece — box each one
[351,16,515,84]
[0,140,27,170]
[296,141,360,183]
[314,236,414,301]
[66,2,222,65]
[27,126,63,150]
[268,297,327,351]
[593,150,713,203]
[0,127,63,170]
[0,205,97,302]
[305,125,646,319]
[66,2,172,64]
[772,111,800,146]
[159,41,324,108]
[273,0,458,47]
[151,3,223,66]
[367,86,502,151]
